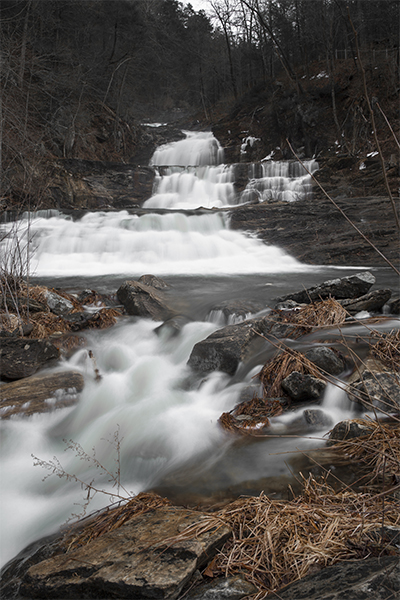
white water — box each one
[0,132,396,570]
[3,210,310,279]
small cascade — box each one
[150,131,224,167]
[241,159,319,203]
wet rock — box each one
[19,506,231,600]
[304,346,346,375]
[44,290,74,316]
[186,575,257,599]
[187,316,271,376]
[347,370,400,413]
[267,555,399,599]
[277,272,375,304]
[340,289,392,314]
[0,337,60,381]
[327,419,374,445]
[384,295,400,315]
[155,316,192,339]
[281,371,326,401]
[117,279,176,321]
[139,274,170,289]
[303,409,333,429]
[0,371,84,418]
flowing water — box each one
[0,132,398,568]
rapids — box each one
[0,131,398,569]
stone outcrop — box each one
[117,278,176,321]
[187,316,270,376]
[266,556,399,600]
[0,370,84,418]
[277,272,376,304]
[0,335,60,381]
[18,506,231,600]
[347,370,400,413]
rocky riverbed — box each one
[1,269,399,599]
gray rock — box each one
[267,555,399,599]
[117,279,176,321]
[0,337,60,381]
[0,370,84,418]
[45,290,74,316]
[384,295,400,315]
[340,289,392,314]
[138,274,169,289]
[186,576,257,599]
[187,316,271,376]
[347,370,400,413]
[327,419,374,445]
[281,371,326,401]
[304,346,346,375]
[278,271,375,304]
[19,506,231,600]
[303,409,333,428]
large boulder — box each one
[0,336,60,381]
[187,316,271,376]
[278,272,375,305]
[117,278,176,321]
[0,370,84,418]
[18,506,231,600]
[340,289,392,314]
[267,556,399,599]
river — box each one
[0,131,398,568]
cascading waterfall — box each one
[0,131,392,570]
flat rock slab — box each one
[20,506,231,599]
[277,271,375,304]
[268,556,399,599]
[0,370,84,418]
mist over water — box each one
[0,132,397,569]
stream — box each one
[0,131,398,568]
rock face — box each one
[0,371,84,418]
[117,278,176,321]
[281,371,326,401]
[268,556,399,600]
[0,336,60,380]
[19,506,231,600]
[278,272,376,304]
[347,370,400,413]
[187,316,270,376]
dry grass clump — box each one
[84,308,122,329]
[257,348,321,398]
[370,329,400,371]
[64,492,171,553]
[292,298,348,329]
[219,396,284,435]
[203,475,400,597]
[332,418,400,486]
[29,311,72,338]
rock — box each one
[138,274,169,289]
[155,316,191,339]
[0,370,84,418]
[281,371,326,401]
[187,316,271,376]
[385,295,400,315]
[327,419,374,444]
[0,337,60,381]
[44,290,74,316]
[303,408,333,428]
[278,272,375,304]
[185,575,257,599]
[347,370,400,413]
[340,289,392,314]
[19,506,231,600]
[266,555,399,599]
[117,279,176,321]
[304,346,346,375]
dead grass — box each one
[256,348,322,398]
[200,475,400,597]
[292,298,348,330]
[219,396,284,436]
[370,329,400,371]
